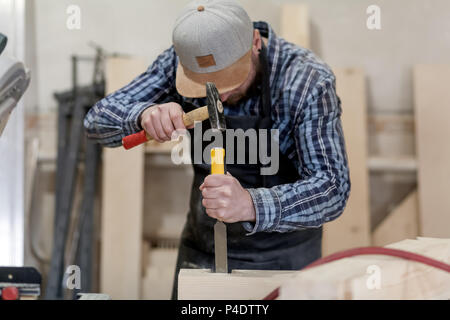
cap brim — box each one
[176,49,252,98]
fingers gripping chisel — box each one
[206,82,228,273]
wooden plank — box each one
[142,248,178,300]
[322,68,371,255]
[178,269,297,300]
[414,65,450,238]
[280,3,310,49]
[280,237,450,300]
[100,57,147,299]
[178,238,450,300]
[368,156,417,172]
[372,190,419,246]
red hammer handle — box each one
[122,130,150,150]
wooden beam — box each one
[280,3,310,49]
[414,64,450,238]
[322,68,371,255]
[280,237,450,300]
[100,57,147,299]
[178,238,450,300]
[372,190,419,246]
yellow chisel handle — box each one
[211,148,225,175]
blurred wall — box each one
[31,0,450,114]
[33,0,188,111]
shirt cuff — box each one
[122,102,155,136]
[242,187,282,235]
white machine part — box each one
[0,56,30,136]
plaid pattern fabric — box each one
[84,22,350,234]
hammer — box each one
[122,82,224,150]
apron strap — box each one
[259,41,272,120]
[258,42,273,188]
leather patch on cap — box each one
[196,54,216,68]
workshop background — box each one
[1,0,449,299]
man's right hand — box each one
[140,102,186,143]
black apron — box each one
[171,44,322,299]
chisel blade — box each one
[214,220,228,273]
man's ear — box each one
[252,29,262,55]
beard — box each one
[223,55,263,106]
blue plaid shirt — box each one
[84,22,350,234]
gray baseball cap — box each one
[173,0,254,98]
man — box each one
[84,0,350,299]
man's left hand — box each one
[200,173,256,223]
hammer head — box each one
[206,82,226,131]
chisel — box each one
[211,147,228,273]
